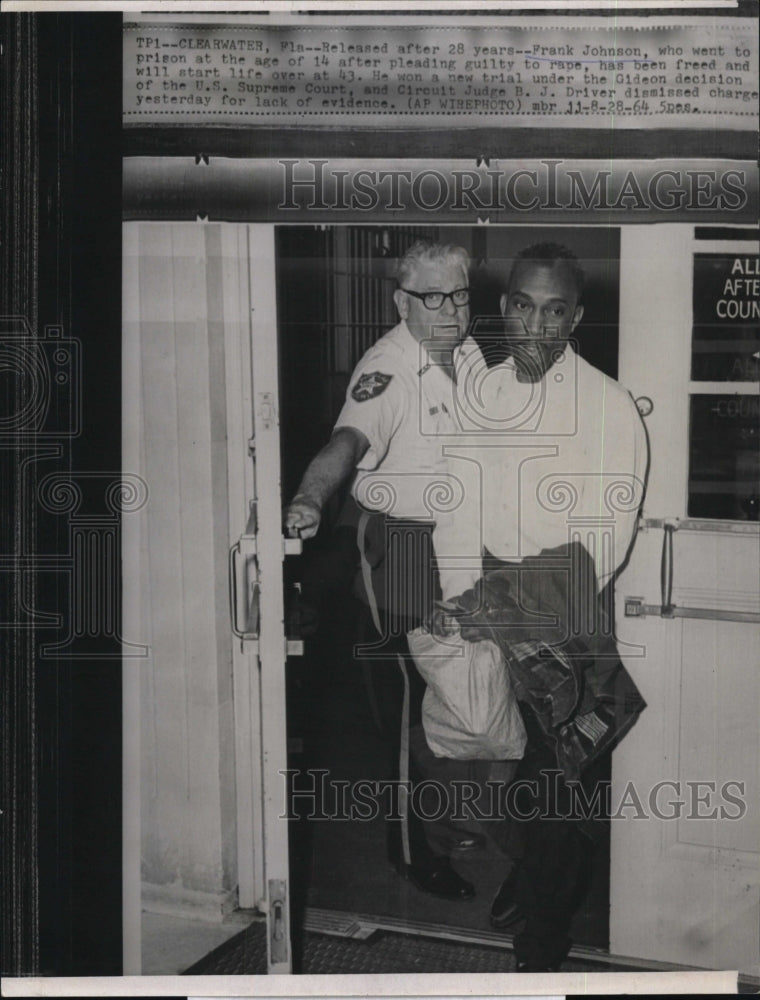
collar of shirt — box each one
[449,342,578,435]
[489,343,576,407]
[391,320,480,377]
[392,318,452,400]
[493,342,575,380]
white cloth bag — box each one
[407,627,527,761]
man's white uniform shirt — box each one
[435,342,648,597]
[334,319,467,526]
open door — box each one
[273,223,622,959]
[612,225,760,977]
[229,225,300,973]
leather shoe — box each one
[514,933,571,972]
[448,832,487,855]
[401,856,475,900]
[489,866,525,929]
[515,956,564,972]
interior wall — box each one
[123,222,239,921]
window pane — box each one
[691,253,760,382]
[688,394,760,520]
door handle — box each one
[284,536,302,556]
[229,538,260,640]
[230,514,305,646]
[229,540,244,637]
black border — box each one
[2,1,758,979]
[1,13,123,976]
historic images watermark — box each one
[278,159,750,215]
[280,769,747,823]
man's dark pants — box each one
[500,705,601,968]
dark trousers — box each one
[506,708,598,966]
[358,618,435,871]
[359,607,471,873]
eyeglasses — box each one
[400,287,470,310]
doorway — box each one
[276,224,622,959]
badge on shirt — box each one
[351,371,393,402]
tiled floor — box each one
[141,910,260,974]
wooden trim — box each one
[248,225,293,973]
[222,225,265,911]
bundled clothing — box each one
[448,540,646,782]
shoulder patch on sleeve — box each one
[351,371,393,402]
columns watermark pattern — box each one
[36,472,150,659]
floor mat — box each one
[184,918,613,975]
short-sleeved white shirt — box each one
[334,320,473,522]
[335,329,646,596]
[436,344,648,594]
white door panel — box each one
[612,226,760,976]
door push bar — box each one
[229,502,305,653]
[625,519,760,625]
[624,597,760,625]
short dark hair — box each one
[509,242,585,299]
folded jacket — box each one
[447,540,646,782]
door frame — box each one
[230,219,759,978]
[230,224,298,971]
[223,226,266,915]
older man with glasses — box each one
[285,239,488,900]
